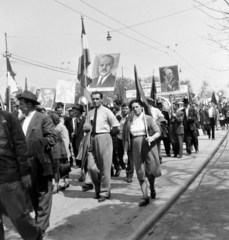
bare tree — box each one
[198,80,211,98]
[194,0,229,53]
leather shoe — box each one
[138,198,150,207]
[151,190,156,199]
[82,184,94,192]
[173,154,177,158]
[126,178,132,183]
[115,169,121,177]
[94,193,100,199]
[98,196,106,202]
[59,182,70,191]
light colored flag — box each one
[7,58,18,93]
[77,17,91,103]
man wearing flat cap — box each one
[18,91,57,237]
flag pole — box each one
[142,108,150,146]
[4,33,11,112]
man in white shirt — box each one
[208,102,217,140]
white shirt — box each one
[208,107,213,118]
[22,110,36,136]
[130,112,146,136]
[150,106,164,120]
[185,106,190,118]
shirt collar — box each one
[25,110,36,118]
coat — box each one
[181,106,197,131]
[90,74,116,88]
[20,111,57,176]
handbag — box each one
[59,158,71,178]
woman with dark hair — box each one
[123,99,161,207]
[49,113,70,193]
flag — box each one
[7,58,18,93]
[25,78,28,91]
[211,92,217,105]
[134,65,152,116]
[150,75,157,101]
[77,17,91,103]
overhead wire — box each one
[79,0,207,79]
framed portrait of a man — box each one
[89,53,120,92]
[37,88,55,110]
[55,79,76,104]
[159,65,180,93]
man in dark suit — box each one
[181,97,198,155]
[18,91,57,238]
[90,55,116,89]
[39,88,53,109]
[157,102,171,156]
[72,104,86,167]
[171,102,184,158]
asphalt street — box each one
[4,129,228,240]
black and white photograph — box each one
[89,53,120,91]
[37,88,55,109]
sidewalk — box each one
[4,129,228,240]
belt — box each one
[91,132,110,137]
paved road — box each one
[5,130,228,240]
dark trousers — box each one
[0,181,42,240]
[209,118,215,139]
[184,131,192,154]
[29,175,53,231]
[117,138,134,178]
[173,134,184,157]
[190,130,198,151]
[162,135,171,155]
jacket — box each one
[0,111,30,184]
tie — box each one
[92,108,98,136]
[74,118,77,134]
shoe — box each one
[82,184,94,192]
[186,152,191,156]
[178,155,183,158]
[173,154,177,158]
[138,198,150,207]
[59,182,70,191]
[94,193,100,199]
[212,138,215,140]
[126,178,132,183]
[167,154,171,157]
[115,169,121,177]
[151,190,156,199]
[98,196,106,202]
[78,176,85,182]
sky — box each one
[1,0,229,99]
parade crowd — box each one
[0,90,223,240]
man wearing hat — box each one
[72,104,86,168]
[181,97,198,155]
[18,91,57,237]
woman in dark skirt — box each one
[123,100,161,207]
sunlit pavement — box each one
[5,129,228,240]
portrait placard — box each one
[89,53,120,92]
[37,88,55,110]
[55,80,76,104]
[159,65,180,93]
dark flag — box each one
[211,92,217,105]
[150,75,157,101]
[77,17,91,102]
[134,65,152,116]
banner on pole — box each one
[89,53,120,92]
[55,80,76,104]
[37,88,55,110]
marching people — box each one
[18,91,57,238]
[84,91,120,202]
[49,113,71,193]
[123,100,161,207]
[208,102,217,140]
[170,102,184,158]
[0,109,42,240]
[181,97,198,155]
[117,103,134,183]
